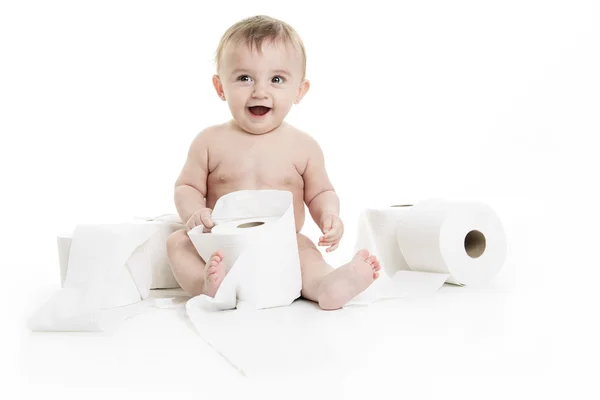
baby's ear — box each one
[212,75,226,100]
[295,79,310,104]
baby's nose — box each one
[251,82,269,99]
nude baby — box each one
[166,15,381,310]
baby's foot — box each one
[317,249,381,310]
[204,250,226,297]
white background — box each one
[2,0,599,398]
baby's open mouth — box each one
[248,106,271,116]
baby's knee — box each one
[166,229,189,256]
[296,233,317,251]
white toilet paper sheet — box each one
[186,298,380,377]
[183,199,507,375]
[28,216,184,332]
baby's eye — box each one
[271,76,285,84]
[237,75,253,82]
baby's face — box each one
[214,40,308,134]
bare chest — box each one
[207,133,305,191]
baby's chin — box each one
[233,117,282,135]
[242,126,277,135]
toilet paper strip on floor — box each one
[183,196,508,375]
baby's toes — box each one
[366,255,378,266]
[373,261,381,272]
[357,249,370,260]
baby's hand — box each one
[186,208,215,232]
[318,214,344,252]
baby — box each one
[167,15,381,310]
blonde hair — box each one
[215,15,307,79]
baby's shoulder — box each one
[189,122,231,148]
[285,124,320,147]
[195,122,229,140]
[285,124,324,156]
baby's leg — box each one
[297,233,335,302]
[297,234,381,310]
[166,229,226,297]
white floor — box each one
[13,209,600,400]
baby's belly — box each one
[206,183,306,232]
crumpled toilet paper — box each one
[185,189,302,313]
[28,215,185,332]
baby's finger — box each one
[319,235,336,245]
[320,236,340,247]
[321,216,333,233]
[323,224,340,238]
[325,225,342,241]
[200,213,215,229]
[326,242,340,252]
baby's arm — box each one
[174,130,211,225]
[303,137,338,222]
[302,136,343,251]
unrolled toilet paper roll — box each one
[186,189,302,312]
[56,215,184,290]
[29,223,163,331]
[185,191,302,364]
[396,199,507,286]
[354,205,413,277]
[140,214,185,289]
[350,199,507,304]
[193,217,279,275]
[350,205,450,305]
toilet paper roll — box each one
[143,216,185,289]
[350,204,450,305]
[354,205,413,277]
[29,223,162,331]
[192,217,279,275]
[56,216,184,290]
[186,189,302,311]
[396,199,507,286]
